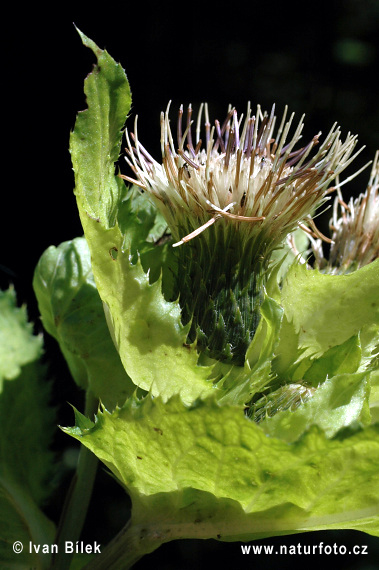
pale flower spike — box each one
[122,102,363,259]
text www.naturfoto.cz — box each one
[241,542,368,555]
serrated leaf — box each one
[0,361,56,569]
[271,314,302,380]
[70,29,131,228]
[360,324,379,372]
[33,237,135,409]
[0,293,56,568]
[0,289,42,391]
[64,396,379,542]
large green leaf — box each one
[0,290,56,568]
[33,237,134,409]
[64,395,379,544]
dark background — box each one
[3,2,379,568]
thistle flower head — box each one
[312,150,379,273]
[122,103,362,364]
[123,102,361,261]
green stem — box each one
[51,390,99,570]
[83,519,162,570]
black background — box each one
[3,2,379,568]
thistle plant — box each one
[1,30,379,570]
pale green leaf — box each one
[64,396,379,541]
[281,259,379,359]
[117,185,175,294]
[71,29,131,228]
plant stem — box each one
[51,390,99,570]
[82,519,162,570]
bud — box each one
[247,382,316,423]
[122,103,361,364]
[312,151,379,273]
